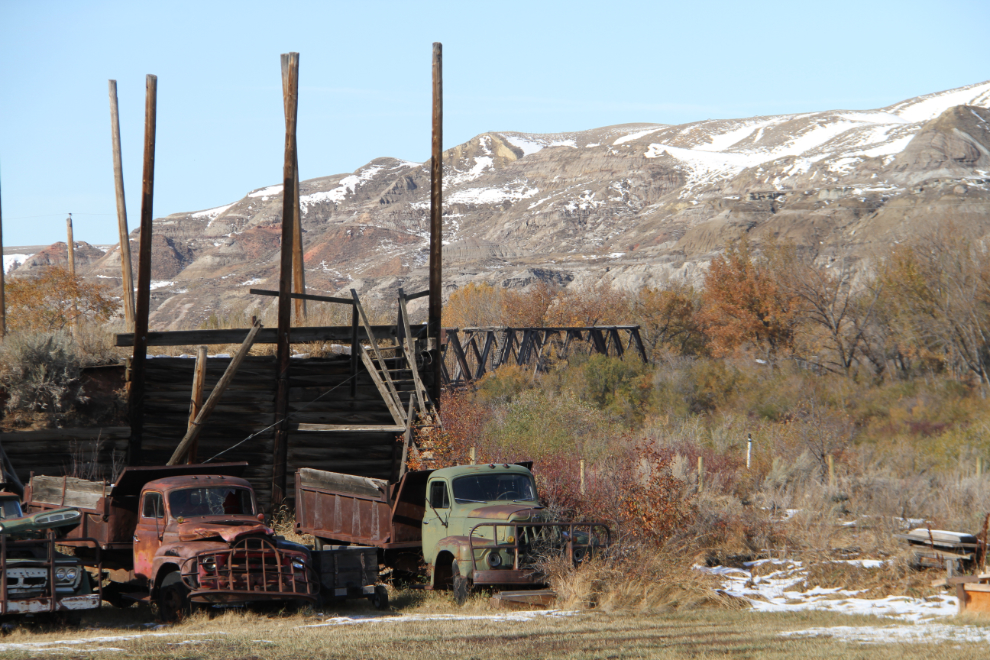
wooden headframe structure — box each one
[441,326,648,385]
[120,46,446,508]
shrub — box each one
[0,330,84,414]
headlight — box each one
[201,557,217,572]
[291,560,305,570]
[487,551,502,568]
[65,568,78,581]
[56,568,66,580]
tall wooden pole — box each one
[127,74,157,466]
[272,52,299,506]
[187,345,207,464]
[280,62,306,322]
[0,166,5,340]
[66,214,77,335]
[428,42,443,408]
[109,80,136,327]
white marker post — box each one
[746,433,752,470]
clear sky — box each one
[1,0,988,247]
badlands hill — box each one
[14,81,990,329]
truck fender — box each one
[151,562,181,598]
[432,536,473,583]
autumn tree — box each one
[633,285,702,358]
[697,242,799,360]
[501,281,558,326]
[443,282,504,329]
[543,282,630,327]
[5,267,119,333]
[881,227,990,389]
[769,245,882,376]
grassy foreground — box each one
[0,592,984,660]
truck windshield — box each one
[168,487,255,518]
[452,473,536,503]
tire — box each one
[451,560,471,607]
[157,572,193,623]
[370,585,389,610]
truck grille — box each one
[180,536,317,603]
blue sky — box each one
[1,0,988,247]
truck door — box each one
[422,479,449,565]
[134,491,165,581]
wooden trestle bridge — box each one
[440,326,648,385]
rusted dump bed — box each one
[24,463,248,551]
[295,467,432,549]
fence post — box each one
[827,454,835,490]
[469,447,475,465]
[746,433,752,470]
[698,456,704,492]
[579,459,586,495]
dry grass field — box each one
[0,590,985,660]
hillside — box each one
[13,80,990,329]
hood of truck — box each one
[467,504,545,521]
[175,518,274,543]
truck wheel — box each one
[370,585,389,610]
[158,572,193,623]
[451,561,471,607]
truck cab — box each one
[24,463,317,622]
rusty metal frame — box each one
[465,521,610,585]
[0,532,102,615]
[179,536,317,604]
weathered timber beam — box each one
[167,321,263,466]
[250,288,353,305]
[115,324,427,347]
[461,325,641,332]
[403,289,429,301]
[292,424,406,433]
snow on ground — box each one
[3,254,32,273]
[247,184,283,199]
[191,203,234,220]
[613,127,663,145]
[299,165,384,212]
[782,623,990,645]
[698,559,957,623]
[501,134,580,156]
[149,281,175,290]
[299,609,581,628]
[447,185,539,205]
[240,278,264,286]
[890,80,990,123]
[0,631,223,654]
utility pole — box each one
[0,164,5,340]
[67,214,78,335]
[109,80,136,327]
[428,42,443,408]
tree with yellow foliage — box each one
[5,267,119,333]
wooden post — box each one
[469,447,476,465]
[127,74,157,466]
[271,52,299,507]
[827,454,835,490]
[746,433,752,470]
[109,80,135,327]
[0,167,4,340]
[428,42,443,408]
[187,346,207,464]
[168,322,263,465]
[281,59,306,322]
[66,214,78,335]
[350,305,358,398]
[698,456,704,492]
[579,459,586,495]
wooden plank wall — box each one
[141,353,428,509]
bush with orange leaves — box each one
[6,266,119,333]
[697,242,799,360]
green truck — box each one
[0,491,100,621]
[295,463,609,604]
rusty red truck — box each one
[295,463,609,604]
[24,463,318,621]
